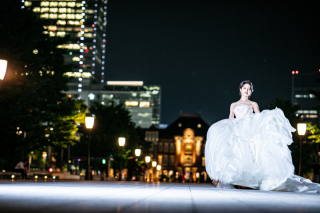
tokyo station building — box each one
[145,113,210,182]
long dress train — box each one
[205,105,320,193]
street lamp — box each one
[145,156,150,163]
[85,116,94,180]
[297,123,307,176]
[156,165,161,182]
[135,149,141,157]
[118,137,125,181]
[0,59,8,88]
[152,161,157,182]
[152,161,157,167]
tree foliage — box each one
[71,103,150,173]
[0,0,86,170]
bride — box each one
[205,80,320,193]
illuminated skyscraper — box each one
[22,0,107,92]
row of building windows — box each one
[157,155,175,166]
[158,143,175,153]
[39,2,84,7]
[296,110,318,114]
[145,131,158,142]
[295,94,316,98]
[40,13,84,20]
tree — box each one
[0,0,86,170]
[71,103,151,176]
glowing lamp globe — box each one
[152,161,157,167]
[297,123,307,136]
[135,149,141,157]
[0,59,8,80]
[85,116,94,129]
[145,156,151,163]
[118,137,125,147]
[157,165,161,171]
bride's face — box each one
[240,84,252,98]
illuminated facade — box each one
[66,81,161,128]
[145,113,210,182]
[22,0,107,90]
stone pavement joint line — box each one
[0,181,319,213]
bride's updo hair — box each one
[239,80,254,98]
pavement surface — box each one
[0,181,319,213]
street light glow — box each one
[145,156,150,163]
[0,59,7,80]
[85,116,94,129]
[135,149,141,157]
[118,137,125,147]
[297,123,307,135]
[152,161,157,167]
[157,165,161,171]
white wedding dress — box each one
[205,105,320,193]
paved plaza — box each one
[0,181,319,213]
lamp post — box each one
[118,137,125,181]
[145,156,150,182]
[152,161,157,182]
[0,59,8,89]
[156,165,161,182]
[297,123,307,176]
[85,116,94,180]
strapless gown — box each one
[205,105,320,193]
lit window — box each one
[139,101,150,108]
[50,2,58,7]
[49,8,58,13]
[58,2,67,7]
[72,57,80,62]
[40,1,49,7]
[33,7,40,12]
[24,1,32,6]
[56,32,66,37]
[158,155,162,165]
[58,14,67,19]
[40,13,49,19]
[49,14,58,19]
[67,2,76,7]
[125,101,139,107]
[67,14,75,19]
[57,20,66,25]
[47,26,57,31]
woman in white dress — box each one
[205,80,320,193]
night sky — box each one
[105,0,320,125]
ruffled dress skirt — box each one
[205,108,320,193]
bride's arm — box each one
[229,103,235,119]
[252,102,260,113]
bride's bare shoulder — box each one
[249,101,259,106]
[230,102,237,108]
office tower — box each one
[22,0,107,93]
